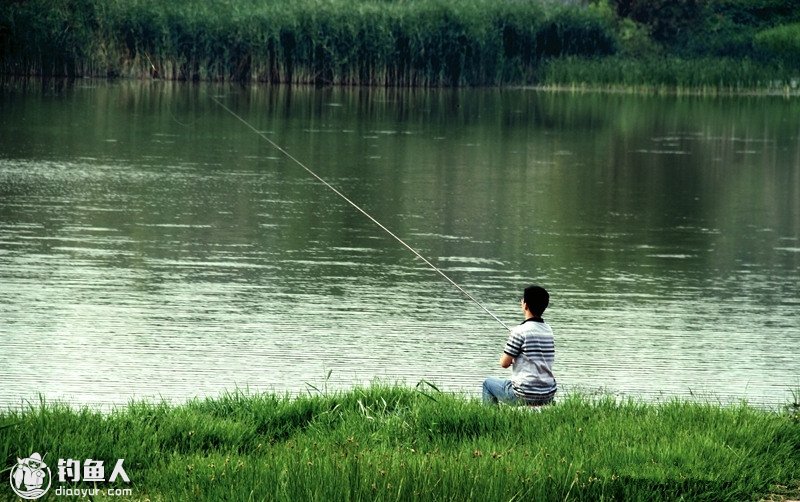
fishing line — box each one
[211,95,511,332]
[168,107,203,128]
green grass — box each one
[3,0,800,90]
[2,0,800,90]
[2,386,798,500]
[541,55,800,95]
[0,0,616,85]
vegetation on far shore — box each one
[1,0,799,91]
[1,385,799,500]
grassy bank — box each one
[2,386,799,500]
[2,0,798,90]
[542,56,799,95]
[534,0,800,93]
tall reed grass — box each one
[2,0,797,89]
[0,0,616,85]
[2,386,798,500]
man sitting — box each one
[482,285,557,406]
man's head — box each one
[522,285,549,316]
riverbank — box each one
[1,0,798,91]
[542,56,800,95]
[2,386,798,500]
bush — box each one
[607,0,706,45]
[755,22,800,67]
[605,0,800,59]
[712,0,800,28]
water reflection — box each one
[0,82,798,408]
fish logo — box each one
[9,452,51,500]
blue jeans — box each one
[482,377,518,405]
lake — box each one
[1,81,798,409]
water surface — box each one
[1,82,798,408]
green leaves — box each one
[755,23,800,66]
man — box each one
[482,285,556,406]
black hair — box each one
[523,285,549,316]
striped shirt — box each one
[504,317,557,403]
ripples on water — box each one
[0,84,798,409]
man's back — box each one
[504,318,556,402]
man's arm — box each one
[499,353,513,368]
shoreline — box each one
[3,75,800,99]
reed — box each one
[1,386,798,500]
[0,0,616,85]
[2,0,798,89]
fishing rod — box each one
[211,95,511,332]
